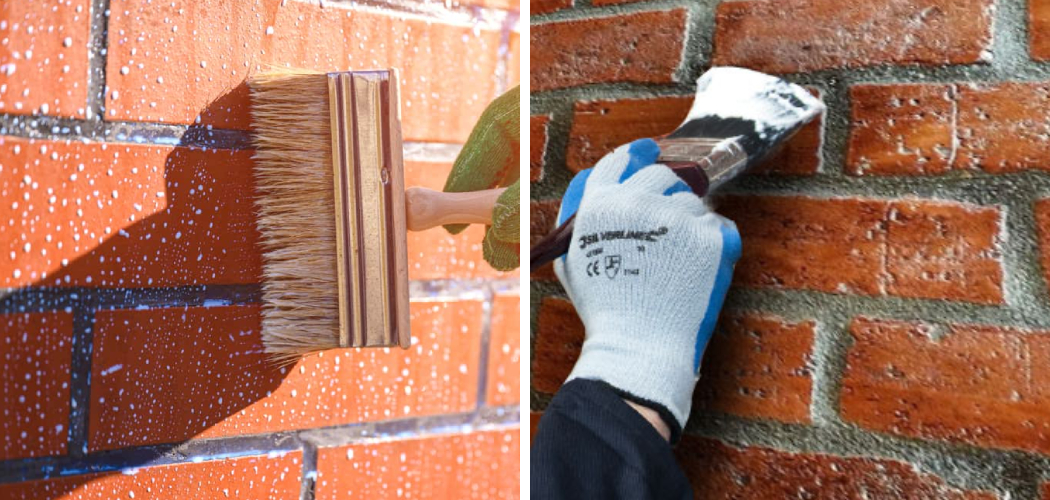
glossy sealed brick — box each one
[0,0,91,118]
[0,452,302,499]
[88,301,483,451]
[0,136,260,288]
[315,429,520,499]
[105,0,501,143]
[0,311,72,460]
[487,293,521,406]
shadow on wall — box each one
[1,83,297,495]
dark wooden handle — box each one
[529,163,709,270]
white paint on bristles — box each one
[682,67,825,139]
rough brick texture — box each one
[722,195,1003,304]
[676,438,996,499]
[531,9,688,91]
[532,0,1044,494]
[315,429,520,499]
[842,317,1050,455]
[3,0,519,494]
[849,82,1050,175]
[713,0,995,73]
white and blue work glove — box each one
[554,138,742,432]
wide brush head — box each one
[250,68,410,363]
[663,67,825,185]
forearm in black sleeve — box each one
[529,378,693,500]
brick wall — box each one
[0,0,520,498]
[531,0,1050,497]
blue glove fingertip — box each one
[618,139,662,183]
[692,223,742,373]
[558,168,592,226]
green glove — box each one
[443,86,520,271]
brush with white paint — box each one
[530,66,825,268]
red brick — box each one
[1035,199,1050,288]
[722,196,1003,304]
[1032,0,1050,60]
[530,115,551,182]
[0,1,91,118]
[675,437,996,499]
[567,95,823,175]
[532,0,572,15]
[88,301,483,451]
[532,297,583,393]
[531,10,687,92]
[0,136,260,288]
[956,82,1050,173]
[842,317,1050,455]
[529,199,560,281]
[315,429,520,500]
[530,412,542,445]
[105,0,501,143]
[0,452,302,499]
[712,0,994,74]
[487,293,521,406]
[883,200,1002,304]
[0,311,72,460]
[847,84,956,176]
[405,161,516,280]
[849,82,1050,175]
[694,315,814,424]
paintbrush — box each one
[250,68,506,363]
[529,67,824,269]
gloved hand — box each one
[443,86,520,271]
[554,138,742,432]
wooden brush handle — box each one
[405,187,506,231]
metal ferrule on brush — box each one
[656,136,749,194]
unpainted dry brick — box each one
[847,84,956,176]
[1035,199,1050,288]
[675,437,996,499]
[0,0,91,118]
[405,161,514,280]
[529,200,561,281]
[532,0,572,15]
[532,297,583,393]
[531,115,551,182]
[956,82,1050,172]
[0,452,302,499]
[843,317,1050,455]
[105,0,501,143]
[1031,0,1050,60]
[848,82,1050,175]
[315,429,519,500]
[568,95,823,174]
[531,10,687,92]
[487,293,522,406]
[693,315,814,424]
[530,412,543,445]
[722,196,1003,304]
[87,302,482,452]
[0,311,72,461]
[0,137,260,288]
[712,0,994,74]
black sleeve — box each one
[530,379,693,500]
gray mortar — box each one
[531,0,1050,497]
